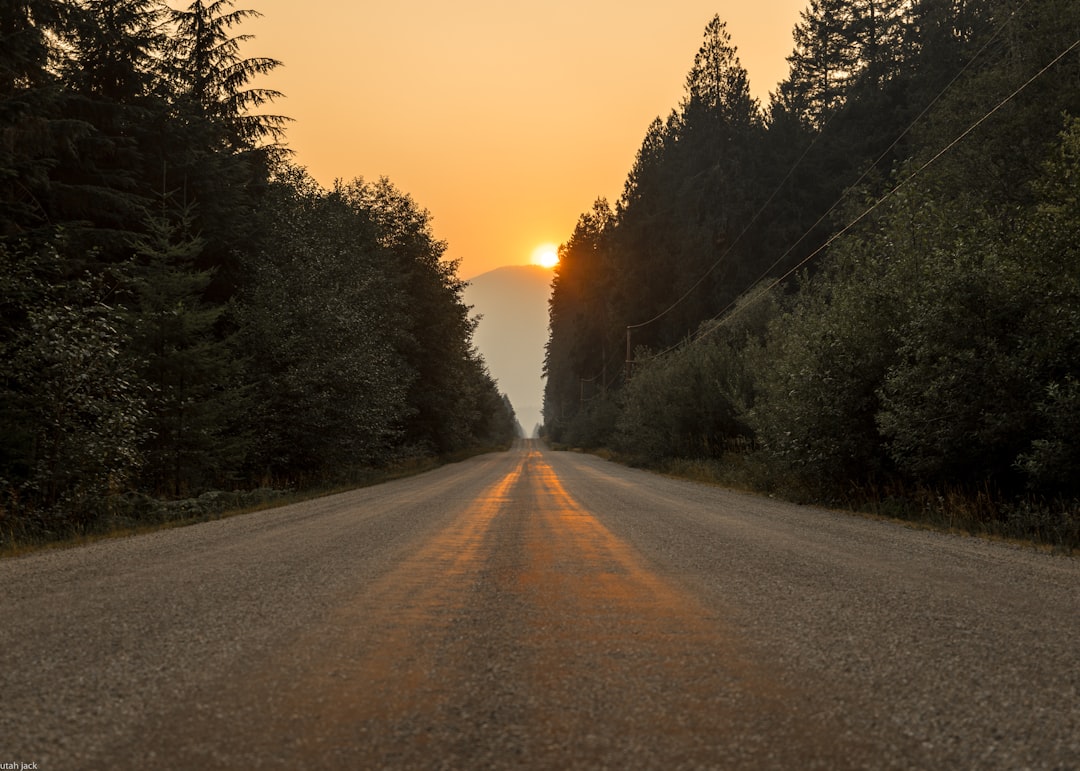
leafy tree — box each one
[1019,379,1080,494]
[341,178,482,454]
[1020,118,1080,452]
[874,221,1031,487]
[475,392,519,448]
[0,240,144,530]
[746,235,903,494]
[236,167,410,478]
[458,356,520,450]
[905,0,1080,214]
[0,2,516,543]
[878,117,1080,495]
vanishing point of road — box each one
[2,440,1077,769]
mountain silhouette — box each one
[464,265,552,436]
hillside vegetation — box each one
[543,0,1080,546]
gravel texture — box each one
[1,440,1077,769]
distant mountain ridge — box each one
[464,265,552,435]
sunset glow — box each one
[243,1,808,278]
[532,244,560,269]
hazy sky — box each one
[245,1,808,278]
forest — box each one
[1,1,517,545]
[544,0,1080,545]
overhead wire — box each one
[622,102,849,366]
[626,111,834,333]
[579,1,1056,383]
[718,0,1033,311]
[694,27,1080,343]
[625,0,1031,365]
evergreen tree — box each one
[0,0,79,238]
[167,0,286,151]
[677,16,766,326]
[160,0,287,300]
[66,0,166,103]
[612,17,764,352]
[543,200,616,439]
[128,192,242,495]
[52,0,169,252]
[781,0,859,128]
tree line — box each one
[544,0,1080,541]
[1,1,517,543]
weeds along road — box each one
[2,440,1078,770]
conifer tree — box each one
[160,1,288,300]
[128,193,241,495]
[544,200,615,437]
[53,0,168,251]
[0,0,78,237]
[781,0,858,128]
[167,0,286,151]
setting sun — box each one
[532,243,560,269]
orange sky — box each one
[245,1,809,279]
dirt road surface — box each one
[2,440,1077,769]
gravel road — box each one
[1,440,1077,769]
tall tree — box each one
[677,16,766,325]
[65,0,166,103]
[683,16,759,127]
[236,167,409,477]
[52,0,169,250]
[0,0,79,238]
[613,16,764,350]
[544,199,615,438]
[128,192,243,495]
[906,0,1080,213]
[781,0,860,128]
[343,177,487,453]
[161,0,287,299]
[167,0,286,151]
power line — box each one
[626,116,832,333]
[698,0,1031,327]
[626,0,1032,359]
[695,30,1080,344]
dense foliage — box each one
[544,0,1080,536]
[1,1,516,542]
